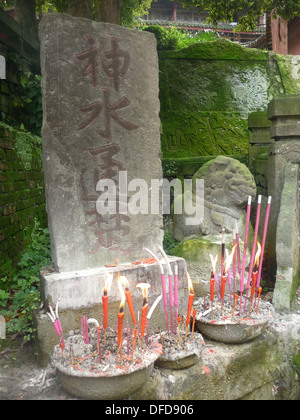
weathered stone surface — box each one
[273,163,300,311]
[39,13,163,272]
[267,95,300,285]
[173,156,256,240]
[129,313,300,401]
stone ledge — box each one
[40,257,187,311]
[129,312,300,400]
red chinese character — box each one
[101,37,130,92]
[78,88,138,142]
[75,36,99,88]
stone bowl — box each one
[52,339,162,400]
[152,330,205,370]
[195,301,275,345]
[55,361,155,400]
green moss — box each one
[159,39,269,61]
[161,111,249,159]
[276,55,300,95]
[292,354,300,375]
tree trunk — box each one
[95,0,123,25]
[15,0,37,39]
[68,0,94,20]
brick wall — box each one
[0,124,47,278]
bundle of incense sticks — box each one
[239,195,271,315]
[207,196,271,320]
[47,302,65,351]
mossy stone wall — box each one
[0,125,46,278]
[159,40,300,174]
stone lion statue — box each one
[173,156,257,241]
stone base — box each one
[130,312,300,400]
[36,257,187,366]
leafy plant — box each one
[0,219,52,340]
[142,24,219,50]
[20,72,43,135]
[163,229,180,254]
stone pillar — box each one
[273,163,299,311]
[268,95,300,303]
[248,111,272,196]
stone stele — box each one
[39,13,163,272]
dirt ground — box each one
[0,337,76,400]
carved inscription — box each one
[76,37,138,255]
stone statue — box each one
[173,156,257,241]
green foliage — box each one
[0,121,42,170]
[1,0,157,27]
[163,229,180,254]
[120,0,156,27]
[173,0,300,31]
[0,219,52,341]
[20,72,43,135]
[142,24,218,50]
[15,125,42,170]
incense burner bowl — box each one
[195,300,275,344]
[153,331,205,370]
[51,330,162,400]
[54,361,155,400]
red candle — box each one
[119,274,137,327]
[136,283,151,348]
[117,311,124,348]
[117,275,126,348]
[185,273,195,338]
[102,273,113,330]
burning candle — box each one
[221,245,237,316]
[102,273,113,331]
[244,195,262,313]
[144,247,170,334]
[185,273,195,339]
[136,283,151,349]
[117,277,126,348]
[250,242,261,313]
[119,274,137,327]
[210,254,220,301]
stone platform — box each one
[36,257,188,366]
